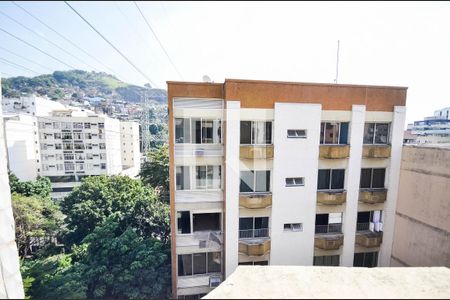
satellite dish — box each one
[202,75,212,83]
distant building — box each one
[407,107,450,144]
[391,145,450,267]
[2,95,66,116]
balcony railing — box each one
[315,223,342,234]
[238,239,271,256]
[355,232,383,248]
[239,193,272,209]
[359,189,387,204]
[240,145,274,160]
[319,145,350,159]
[316,190,346,205]
[362,145,391,158]
[239,228,269,239]
[356,223,370,231]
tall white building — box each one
[168,79,407,299]
[406,107,450,144]
[2,95,66,116]
[36,109,140,200]
[0,78,25,299]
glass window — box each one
[360,169,372,189]
[314,255,340,266]
[331,169,345,189]
[353,252,378,268]
[285,177,304,186]
[54,133,62,139]
[360,168,385,189]
[240,121,252,144]
[318,170,331,190]
[178,254,193,276]
[196,166,207,189]
[324,122,339,144]
[320,122,349,144]
[176,166,190,190]
[374,123,389,144]
[372,168,385,188]
[64,163,74,171]
[177,211,191,234]
[255,170,270,192]
[193,253,207,275]
[207,252,221,273]
[287,129,307,138]
[192,118,201,144]
[240,171,254,193]
[201,120,214,144]
[175,118,190,143]
[207,166,221,189]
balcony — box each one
[316,190,346,205]
[240,145,274,160]
[239,229,270,256]
[359,189,387,204]
[314,224,344,250]
[176,231,223,251]
[239,193,272,209]
[362,145,391,158]
[319,145,350,159]
[355,223,383,248]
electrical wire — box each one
[0,57,40,75]
[0,45,54,72]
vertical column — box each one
[379,106,406,266]
[0,77,25,299]
[341,105,365,267]
[224,101,240,278]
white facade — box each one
[2,95,66,116]
[3,114,39,181]
[407,107,450,144]
[171,96,406,298]
[120,121,141,177]
[0,79,25,299]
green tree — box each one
[140,145,169,202]
[9,172,52,199]
[80,219,170,299]
[61,175,170,246]
[12,193,64,258]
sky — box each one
[0,1,449,125]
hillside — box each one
[1,70,167,103]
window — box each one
[86,153,93,160]
[54,133,62,139]
[360,168,386,189]
[176,166,191,190]
[178,252,221,277]
[73,122,83,129]
[40,144,47,150]
[73,132,83,140]
[357,210,383,230]
[195,166,221,190]
[177,211,191,234]
[76,163,84,171]
[193,213,221,232]
[84,122,91,129]
[287,129,307,138]
[99,153,106,160]
[41,154,48,161]
[99,143,106,149]
[64,163,74,171]
[315,213,342,233]
[320,122,349,144]
[99,134,104,139]
[100,163,107,169]
[240,121,272,145]
[85,143,93,150]
[62,133,72,140]
[64,153,74,160]
[317,169,345,190]
[239,217,269,238]
[283,223,303,232]
[74,143,85,150]
[175,118,221,144]
[55,154,63,160]
[53,122,60,129]
[363,123,390,144]
[238,261,269,266]
[42,164,49,171]
[98,122,105,129]
[56,164,64,171]
[314,255,340,266]
[75,153,84,160]
[38,122,45,129]
[285,177,304,187]
[353,252,378,268]
[240,170,271,193]
[61,122,72,130]
[85,133,92,139]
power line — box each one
[133,1,183,80]
[0,9,100,72]
[0,27,77,69]
[0,71,14,77]
[0,45,53,72]
[0,57,40,75]
[64,1,157,88]
[11,1,121,78]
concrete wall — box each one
[270,103,321,266]
[391,145,450,267]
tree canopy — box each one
[9,173,52,199]
[140,145,169,202]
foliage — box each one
[9,173,52,199]
[140,145,169,202]
[12,193,64,258]
[60,175,170,246]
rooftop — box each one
[203,266,450,299]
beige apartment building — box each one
[168,79,407,299]
[391,145,450,267]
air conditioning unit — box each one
[194,149,205,156]
[209,276,221,288]
[199,240,207,248]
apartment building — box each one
[168,79,407,298]
[406,107,450,144]
[2,94,66,116]
[36,109,140,200]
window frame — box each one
[176,165,222,191]
[177,252,222,277]
[240,120,273,145]
[285,177,304,187]
[363,123,390,145]
[360,168,386,189]
[239,170,271,193]
[175,117,222,145]
[317,169,345,191]
[287,129,307,139]
[320,122,349,145]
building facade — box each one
[2,95,66,116]
[406,107,450,144]
[35,109,141,200]
[391,145,450,267]
[168,79,407,298]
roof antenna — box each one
[334,40,340,84]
